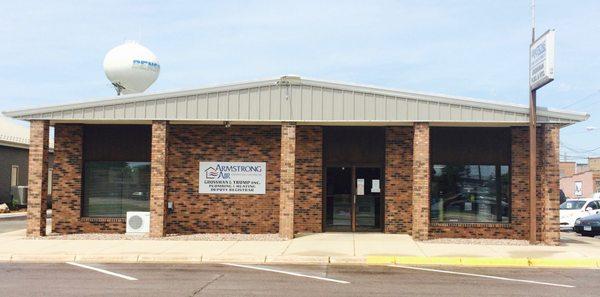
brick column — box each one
[412,123,430,240]
[150,121,169,237]
[279,123,296,239]
[27,120,49,237]
[384,126,414,234]
[540,124,560,245]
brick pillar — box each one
[27,120,49,237]
[540,124,560,245]
[150,121,169,237]
[412,123,430,240]
[384,126,414,234]
[279,123,296,239]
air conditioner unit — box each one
[11,186,28,206]
[126,211,150,234]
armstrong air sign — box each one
[199,162,266,194]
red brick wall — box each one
[165,125,280,234]
[48,122,561,242]
[52,124,126,234]
[384,126,413,234]
[294,126,323,233]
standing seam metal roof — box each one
[2,76,589,125]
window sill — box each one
[80,217,125,223]
[430,222,511,228]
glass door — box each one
[354,167,382,230]
[325,167,353,230]
[325,166,382,231]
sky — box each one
[1,0,599,162]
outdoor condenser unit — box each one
[11,186,28,206]
[126,211,150,234]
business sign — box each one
[199,162,266,194]
[530,29,556,91]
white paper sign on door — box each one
[371,179,380,193]
[356,179,365,195]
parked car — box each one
[559,198,600,230]
[573,214,600,237]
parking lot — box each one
[0,262,598,297]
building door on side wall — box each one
[325,166,383,231]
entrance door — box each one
[354,167,382,230]
[325,166,383,231]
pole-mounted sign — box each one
[529,29,556,91]
[528,0,556,244]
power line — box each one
[561,141,600,154]
[561,89,600,109]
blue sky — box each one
[1,1,599,161]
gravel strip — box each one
[423,238,530,246]
[34,233,285,241]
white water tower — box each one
[103,41,160,95]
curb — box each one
[1,254,599,268]
[0,213,27,220]
[368,256,600,268]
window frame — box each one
[430,163,511,224]
[429,127,512,225]
[81,160,151,218]
[80,125,152,218]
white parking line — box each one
[223,263,349,284]
[66,262,138,281]
[388,264,574,288]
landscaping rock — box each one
[0,203,10,213]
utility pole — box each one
[529,0,537,244]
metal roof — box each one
[0,116,55,149]
[2,76,589,126]
[0,116,31,149]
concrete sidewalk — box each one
[1,230,599,268]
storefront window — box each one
[83,161,150,217]
[430,165,510,223]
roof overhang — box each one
[3,76,589,127]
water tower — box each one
[103,41,160,95]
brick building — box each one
[560,159,600,199]
[3,76,588,244]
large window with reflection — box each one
[82,125,151,217]
[83,161,150,217]
[430,128,511,223]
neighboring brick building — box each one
[3,76,589,244]
[560,159,600,199]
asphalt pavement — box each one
[0,262,597,296]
